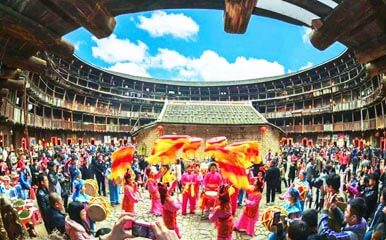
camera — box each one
[132,221,155,239]
[273,211,281,225]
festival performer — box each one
[193,162,203,202]
[203,162,222,191]
[122,170,139,214]
[234,180,263,236]
[201,162,222,212]
[160,165,178,194]
[158,183,182,238]
[181,163,200,215]
[145,168,162,216]
[209,185,234,240]
[222,178,239,216]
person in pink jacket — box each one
[203,163,222,191]
[181,163,200,215]
[234,181,263,236]
[146,167,162,216]
[159,183,182,238]
[209,185,234,240]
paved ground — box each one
[96,187,286,240]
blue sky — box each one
[64,9,346,81]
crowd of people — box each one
[0,141,385,240]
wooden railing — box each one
[277,119,384,133]
[0,100,130,132]
[28,81,159,119]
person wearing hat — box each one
[283,188,303,219]
[48,161,62,195]
[72,179,90,203]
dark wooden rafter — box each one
[0,79,25,91]
[39,0,116,39]
[310,0,377,50]
[366,55,386,77]
[0,54,47,73]
[0,88,9,97]
[0,67,21,79]
[224,0,258,34]
[355,35,386,64]
[0,3,73,59]
[282,0,332,19]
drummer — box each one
[203,162,222,192]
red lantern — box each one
[156,125,164,136]
[260,126,267,136]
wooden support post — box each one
[224,0,257,34]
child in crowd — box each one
[209,185,234,240]
[146,167,162,216]
[158,183,181,238]
[122,170,139,214]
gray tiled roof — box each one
[160,103,267,125]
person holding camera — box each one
[318,194,367,240]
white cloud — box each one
[150,49,285,81]
[299,62,313,70]
[73,40,85,51]
[91,34,148,64]
[302,27,312,44]
[137,11,199,40]
[108,62,150,77]
[91,35,285,81]
[150,49,189,70]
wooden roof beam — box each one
[366,55,386,77]
[0,79,25,91]
[0,3,74,58]
[0,54,47,73]
[310,0,376,50]
[0,67,22,79]
[40,0,116,39]
[0,89,9,97]
[355,35,386,64]
[224,0,258,34]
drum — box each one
[87,197,110,222]
[204,191,217,200]
[295,183,307,201]
[261,206,288,232]
[84,179,99,197]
